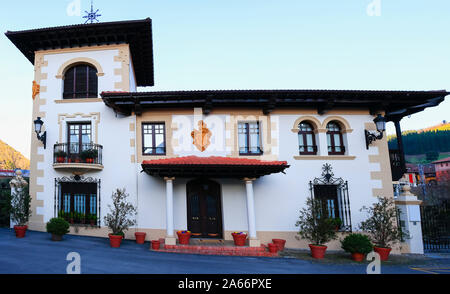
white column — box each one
[244,178,260,247]
[164,177,176,245]
[395,185,424,254]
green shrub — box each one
[80,149,98,160]
[55,150,67,157]
[46,217,70,236]
[341,233,373,254]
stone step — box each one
[163,244,267,252]
[154,248,278,257]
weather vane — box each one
[83,0,101,24]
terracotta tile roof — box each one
[142,156,288,166]
[432,156,450,164]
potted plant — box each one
[330,218,343,231]
[268,243,279,253]
[135,232,146,244]
[10,186,31,238]
[55,150,67,163]
[359,197,407,261]
[79,212,86,224]
[46,217,70,241]
[69,212,74,224]
[272,239,287,251]
[295,197,337,259]
[341,233,373,262]
[177,230,192,245]
[80,149,98,164]
[231,232,247,246]
[104,188,137,248]
[89,214,98,226]
[151,240,161,250]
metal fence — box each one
[421,200,450,252]
[0,187,10,227]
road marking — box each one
[410,267,450,274]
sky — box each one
[0,0,449,158]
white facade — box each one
[28,43,402,251]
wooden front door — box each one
[187,180,222,238]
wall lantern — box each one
[34,117,47,149]
[365,114,386,149]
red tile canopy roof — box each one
[142,156,289,179]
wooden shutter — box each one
[63,67,75,99]
[88,66,98,97]
[75,66,88,98]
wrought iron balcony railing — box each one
[54,143,103,165]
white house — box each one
[6,18,447,253]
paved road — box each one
[0,228,448,274]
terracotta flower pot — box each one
[51,234,63,242]
[177,231,191,245]
[135,232,146,244]
[14,225,28,238]
[374,247,392,261]
[232,233,247,246]
[109,234,123,248]
[272,239,286,251]
[151,240,161,250]
[268,243,278,253]
[56,157,65,163]
[351,252,365,262]
[309,244,327,259]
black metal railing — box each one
[421,200,450,252]
[309,182,352,232]
[389,149,404,181]
[54,143,103,165]
[54,178,101,227]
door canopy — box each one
[141,156,289,179]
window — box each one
[326,122,345,155]
[68,123,92,155]
[313,185,340,219]
[58,182,98,224]
[310,164,352,231]
[238,122,262,155]
[298,122,317,155]
[63,64,98,99]
[143,123,166,155]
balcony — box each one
[53,143,103,172]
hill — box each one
[388,120,450,163]
[417,120,450,133]
[388,129,450,156]
[0,140,30,170]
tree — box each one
[10,186,31,226]
[295,197,337,246]
[359,197,406,248]
[426,150,439,161]
[103,188,137,236]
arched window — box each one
[63,64,98,99]
[327,122,345,155]
[298,122,317,155]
